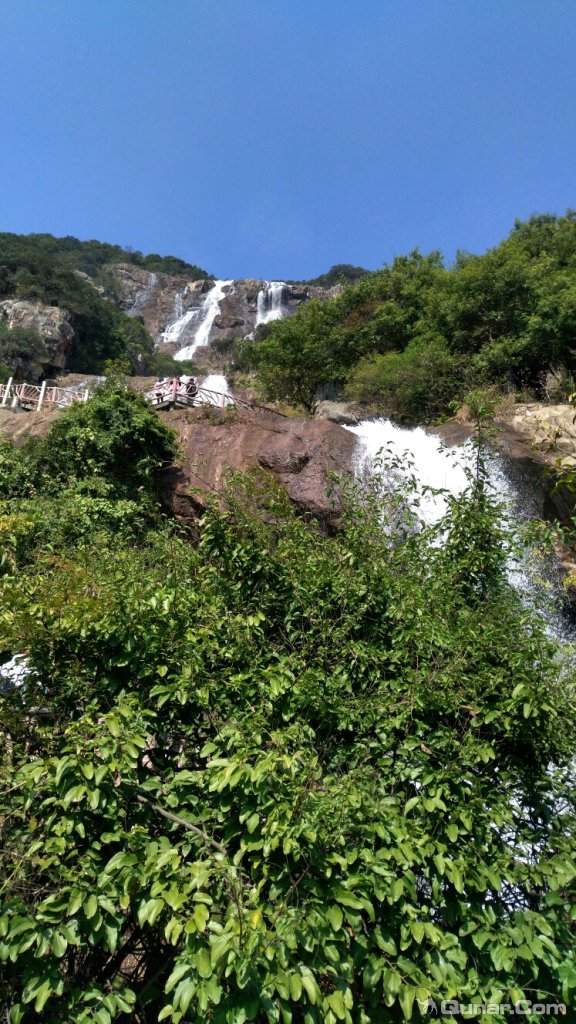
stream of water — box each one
[347,418,576,644]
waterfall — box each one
[347,418,576,642]
[255,281,288,327]
[200,373,234,405]
[162,291,199,347]
[175,280,233,360]
[131,271,158,315]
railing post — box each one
[1,377,12,408]
[37,380,47,411]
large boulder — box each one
[158,405,356,526]
[0,299,76,378]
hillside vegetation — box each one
[0,385,575,1021]
[0,233,209,377]
[244,212,576,417]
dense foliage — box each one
[0,382,178,554]
[0,234,209,378]
[0,233,209,285]
[0,389,575,1022]
[244,212,576,417]
[0,320,47,382]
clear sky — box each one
[1,0,575,280]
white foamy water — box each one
[255,281,287,326]
[347,418,576,642]
[175,280,233,360]
[346,418,479,524]
[200,374,234,406]
[162,292,199,347]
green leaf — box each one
[49,932,67,958]
[334,889,364,909]
[399,986,415,1019]
[84,894,98,919]
[34,981,52,1013]
[327,990,346,1020]
[301,972,320,1005]
[289,974,303,1001]
[193,903,209,932]
[197,948,212,979]
[391,879,404,902]
[326,906,343,932]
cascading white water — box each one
[347,418,576,642]
[347,419,476,524]
[162,290,199,347]
[200,373,234,406]
[255,281,287,326]
[175,280,233,360]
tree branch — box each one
[134,793,227,855]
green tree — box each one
[0,464,574,1022]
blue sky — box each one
[1,0,575,279]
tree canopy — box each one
[243,212,576,418]
[0,233,210,378]
[0,390,575,1022]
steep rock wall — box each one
[0,299,76,379]
[103,264,340,360]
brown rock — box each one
[158,405,356,525]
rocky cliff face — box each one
[0,299,76,379]
[104,264,340,365]
[433,401,576,523]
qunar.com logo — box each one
[416,995,566,1016]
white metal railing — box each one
[0,378,262,414]
[0,380,90,410]
[144,379,235,409]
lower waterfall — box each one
[347,418,576,644]
[200,373,234,405]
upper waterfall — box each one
[162,290,198,347]
[174,280,233,360]
[255,281,288,326]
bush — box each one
[0,465,574,1021]
[345,336,467,421]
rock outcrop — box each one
[432,401,576,522]
[157,405,356,526]
[0,299,76,379]
[0,399,357,526]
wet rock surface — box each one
[431,402,576,522]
